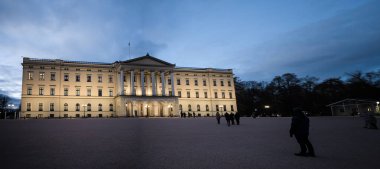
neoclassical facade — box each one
[21,54,237,118]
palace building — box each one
[20,54,237,118]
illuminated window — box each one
[109,89,113,96]
[28,72,33,80]
[39,72,45,80]
[64,103,68,111]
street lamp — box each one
[145,105,150,117]
[168,104,173,117]
[82,104,87,118]
[264,105,270,116]
[376,101,379,113]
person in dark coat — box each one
[193,112,196,118]
[235,112,240,125]
[290,108,315,157]
[224,112,230,126]
[230,113,235,125]
[216,112,221,124]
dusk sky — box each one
[1,0,380,98]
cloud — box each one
[234,1,380,81]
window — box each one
[76,103,80,111]
[76,75,80,82]
[223,105,227,111]
[28,72,33,80]
[98,89,102,96]
[229,92,232,98]
[228,81,231,87]
[39,72,45,80]
[195,91,199,98]
[177,79,181,85]
[38,103,43,111]
[40,66,44,69]
[109,104,114,111]
[98,75,102,83]
[187,91,190,98]
[188,104,192,111]
[206,105,209,111]
[194,79,198,86]
[168,79,171,85]
[27,87,32,95]
[76,88,80,96]
[64,67,69,70]
[87,69,91,72]
[39,87,44,95]
[186,79,189,85]
[87,75,91,82]
[50,88,55,96]
[203,80,207,86]
[50,103,54,111]
[87,89,91,96]
[177,91,182,98]
[50,73,55,81]
[87,103,91,111]
[204,92,208,98]
[214,92,218,98]
[108,75,113,83]
[222,92,225,99]
[64,103,68,111]
[169,91,172,96]
[216,105,219,111]
[64,88,68,96]
[231,105,234,111]
[98,69,102,72]
[179,104,182,111]
[213,80,217,86]
[197,105,200,111]
[64,74,69,81]
[109,89,113,96]
[98,104,102,111]
[26,103,31,111]
[76,68,80,71]
[220,80,224,86]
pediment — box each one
[121,54,175,67]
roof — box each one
[118,53,175,67]
[326,98,377,107]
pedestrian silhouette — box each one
[230,113,235,125]
[289,108,315,157]
[193,112,196,118]
[224,112,230,126]
[235,112,240,125]
[216,112,221,124]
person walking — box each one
[216,112,221,124]
[224,112,230,126]
[230,113,235,125]
[290,108,315,157]
[235,112,240,125]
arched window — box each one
[87,103,91,111]
[109,104,114,111]
[188,104,192,111]
[98,104,102,111]
[64,103,68,111]
[76,103,80,111]
[179,104,182,111]
[197,104,200,111]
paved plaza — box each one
[0,117,379,169]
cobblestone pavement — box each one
[0,117,379,169]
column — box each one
[120,70,124,95]
[151,71,156,96]
[130,70,135,95]
[161,71,166,96]
[170,71,175,96]
[141,70,145,96]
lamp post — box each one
[168,104,173,117]
[82,104,87,118]
[125,103,128,117]
[376,101,379,113]
[264,105,270,116]
[145,105,150,117]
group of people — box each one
[180,111,198,118]
[215,112,240,126]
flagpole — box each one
[128,42,131,60]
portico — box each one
[114,53,179,117]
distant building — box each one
[21,54,237,118]
[326,99,377,116]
